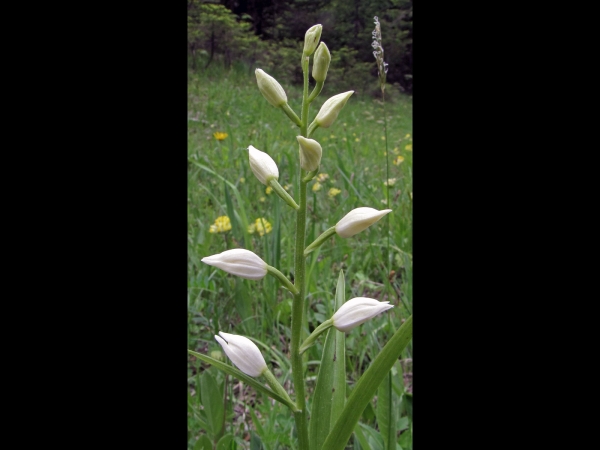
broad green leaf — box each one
[216,433,235,450]
[188,350,296,411]
[309,270,346,450]
[376,372,395,450]
[321,315,413,450]
[250,431,264,450]
[358,422,384,450]
[398,426,411,449]
[402,393,413,422]
[193,434,212,450]
[201,370,224,439]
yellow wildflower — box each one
[248,218,272,236]
[209,215,232,233]
[404,133,411,139]
[342,137,347,142]
[404,144,412,151]
[355,138,360,142]
[213,132,228,141]
[328,188,341,198]
[330,134,335,139]
[381,136,386,140]
[316,173,329,183]
[266,186,273,195]
[239,177,245,183]
[384,178,397,187]
[312,182,322,192]
[259,197,266,202]
[393,155,405,165]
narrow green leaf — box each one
[249,409,265,438]
[321,315,413,450]
[191,161,250,248]
[193,434,213,450]
[201,370,224,439]
[331,270,346,427]
[309,326,336,450]
[376,372,395,450]
[188,350,296,411]
[309,270,347,450]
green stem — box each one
[266,265,299,295]
[299,318,333,354]
[268,178,299,210]
[304,226,336,256]
[308,80,324,103]
[290,53,311,450]
[262,369,300,412]
[281,102,302,127]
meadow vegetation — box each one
[188,55,413,449]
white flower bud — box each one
[255,69,288,107]
[312,42,331,83]
[332,297,394,332]
[214,331,268,377]
[201,248,267,280]
[335,207,392,238]
[315,91,354,128]
[296,136,322,171]
[248,145,279,185]
[303,24,322,56]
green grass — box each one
[188,58,412,450]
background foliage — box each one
[188,0,412,95]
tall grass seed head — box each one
[214,331,268,377]
[303,24,322,56]
[335,207,392,238]
[312,42,331,82]
[201,248,268,280]
[315,91,354,128]
[332,297,394,332]
[248,145,279,185]
[296,136,322,171]
[255,69,287,107]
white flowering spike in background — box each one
[201,248,267,280]
[332,297,394,332]
[335,207,392,238]
[248,145,279,185]
[215,331,268,377]
[255,69,288,107]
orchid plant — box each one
[189,24,413,450]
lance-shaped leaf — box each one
[321,315,413,450]
[309,270,346,450]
